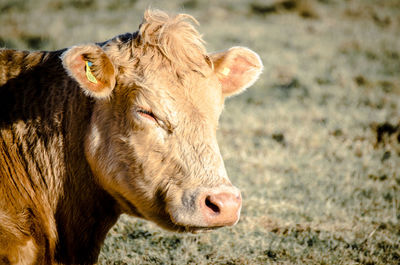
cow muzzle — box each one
[170,185,242,230]
[199,188,242,227]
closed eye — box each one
[135,107,174,134]
[136,108,158,123]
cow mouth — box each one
[157,211,223,233]
[148,218,221,234]
[173,224,222,234]
[160,220,219,234]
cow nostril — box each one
[205,196,220,214]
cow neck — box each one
[50,54,121,263]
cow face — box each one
[62,11,262,232]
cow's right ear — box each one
[62,44,116,98]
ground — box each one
[1,0,399,264]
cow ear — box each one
[210,47,263,97]
[62,44,116,98]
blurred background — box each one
[1,0,399,264]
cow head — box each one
[62,10,262,232]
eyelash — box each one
[135,107,174,134]
[136,108,158,122]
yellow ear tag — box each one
[85,61,98,84]
[221,67,230,76]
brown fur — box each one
[0,10,262,264]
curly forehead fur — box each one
[105,9,213,86]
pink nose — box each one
[200,190,242,227]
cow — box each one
[0,9,263,264]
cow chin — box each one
[151,213,221,234]
[160,205,239,234]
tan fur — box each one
[0,211,36,264]
[0,9,262,264]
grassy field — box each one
[1,0,399,264]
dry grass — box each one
[1,0,399,264]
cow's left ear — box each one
[62,44,116,98]
[210,47,263,97]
